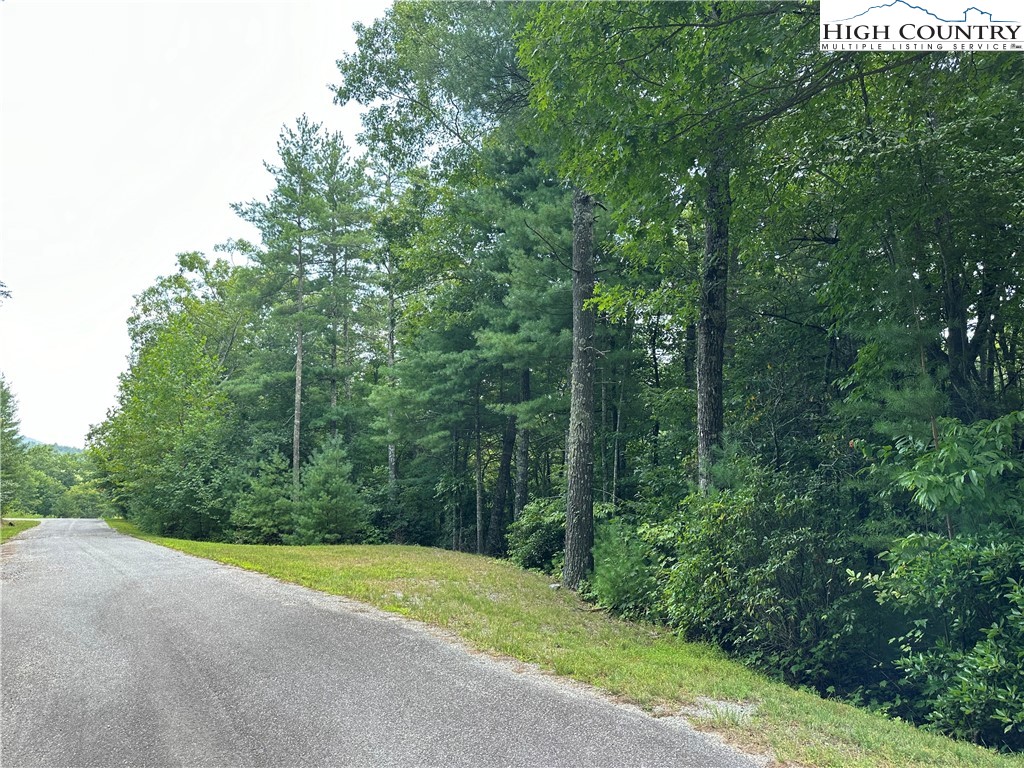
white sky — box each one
[1,0,391,448]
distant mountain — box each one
[836,1,1016,23]
[22,437,83,454]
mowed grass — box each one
[0,518,40,542]
[108,519,1023,768]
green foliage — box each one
[92,303,234,538]
[590,515,661,622]
[0,384,112,519]
[650,462,878,693]
[857,413,1024,749]
[889,412,1024,534]
[229,453,294,544]
[507,497,565,574]
[17,446,111,518]
[866,536,1024,750]
[54,481,114,519]
[0,375,26,514]
[288,438,368,544]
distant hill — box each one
[22,437,83,454]
[836,1,1016,24]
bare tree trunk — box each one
[340,248,353,439]
[486,415,517,555]
[612,386,624,508]
[459,431,469,551]
[648,319,662,466]
[475,392,484,555]
[513,368,530,521]
[611,321,632,508]
[563,189,596,590]
[292,242,305,495]
[696,148,730,493]
[600,372,609,501]
[386,256,398,506]
[328,249,340,440]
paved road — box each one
[1,519,758,767]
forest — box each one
[1,378,112,519]
[3,1,1021,753]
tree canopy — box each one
[51,2,1024,752]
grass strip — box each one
[0,518,40,542]
[107,519,1023,768]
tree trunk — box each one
[329,338,339,440]
[292,242,305,495]
[486,414,517,555]
[649,319,662,465]
[513,368,530,521]
[386,255,398,506]
[340,247,353,439]
[328,249,340,440]
[696,147,730,493]
[600,371,609,501]
[475,393,484,555]
[611,312,634,508]
[563,189,596,590]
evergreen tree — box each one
[0,375,26,515]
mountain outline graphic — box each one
[831,1,1016,23]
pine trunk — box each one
[486,415,517,555]
[386,264,398,505]
[292,242,305,495]
[475,395,484,555]
[513,368,530,521]
[563,189,596,590]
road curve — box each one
[1,519,758,767]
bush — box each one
[590,515,662,621]
[55,482,115,518]
[864,535,1024,750]
[648,462,877,693]
[854,412,1024,750]
[506,497,565,573]
[869,536,1024,750]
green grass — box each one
[107,519,1023,768]
[1,518,41,542]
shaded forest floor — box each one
[107,519,1023,768]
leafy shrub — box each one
[55,482,115,518]
[858,412,1024,750]
[590,515,662,621]
[866,536,1024,750]
[506,497,565,573]
[133,436,233,540]
[649,462,876,693]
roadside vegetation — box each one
[1,376,112,519]
[110,519,1023,768]
[3,2,1019,756]
[1,519,40,543]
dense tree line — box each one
[85,2,1022,751]
[1,377,111,519]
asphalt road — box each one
[1,519,759,768]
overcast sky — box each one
[1,0,391,447]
